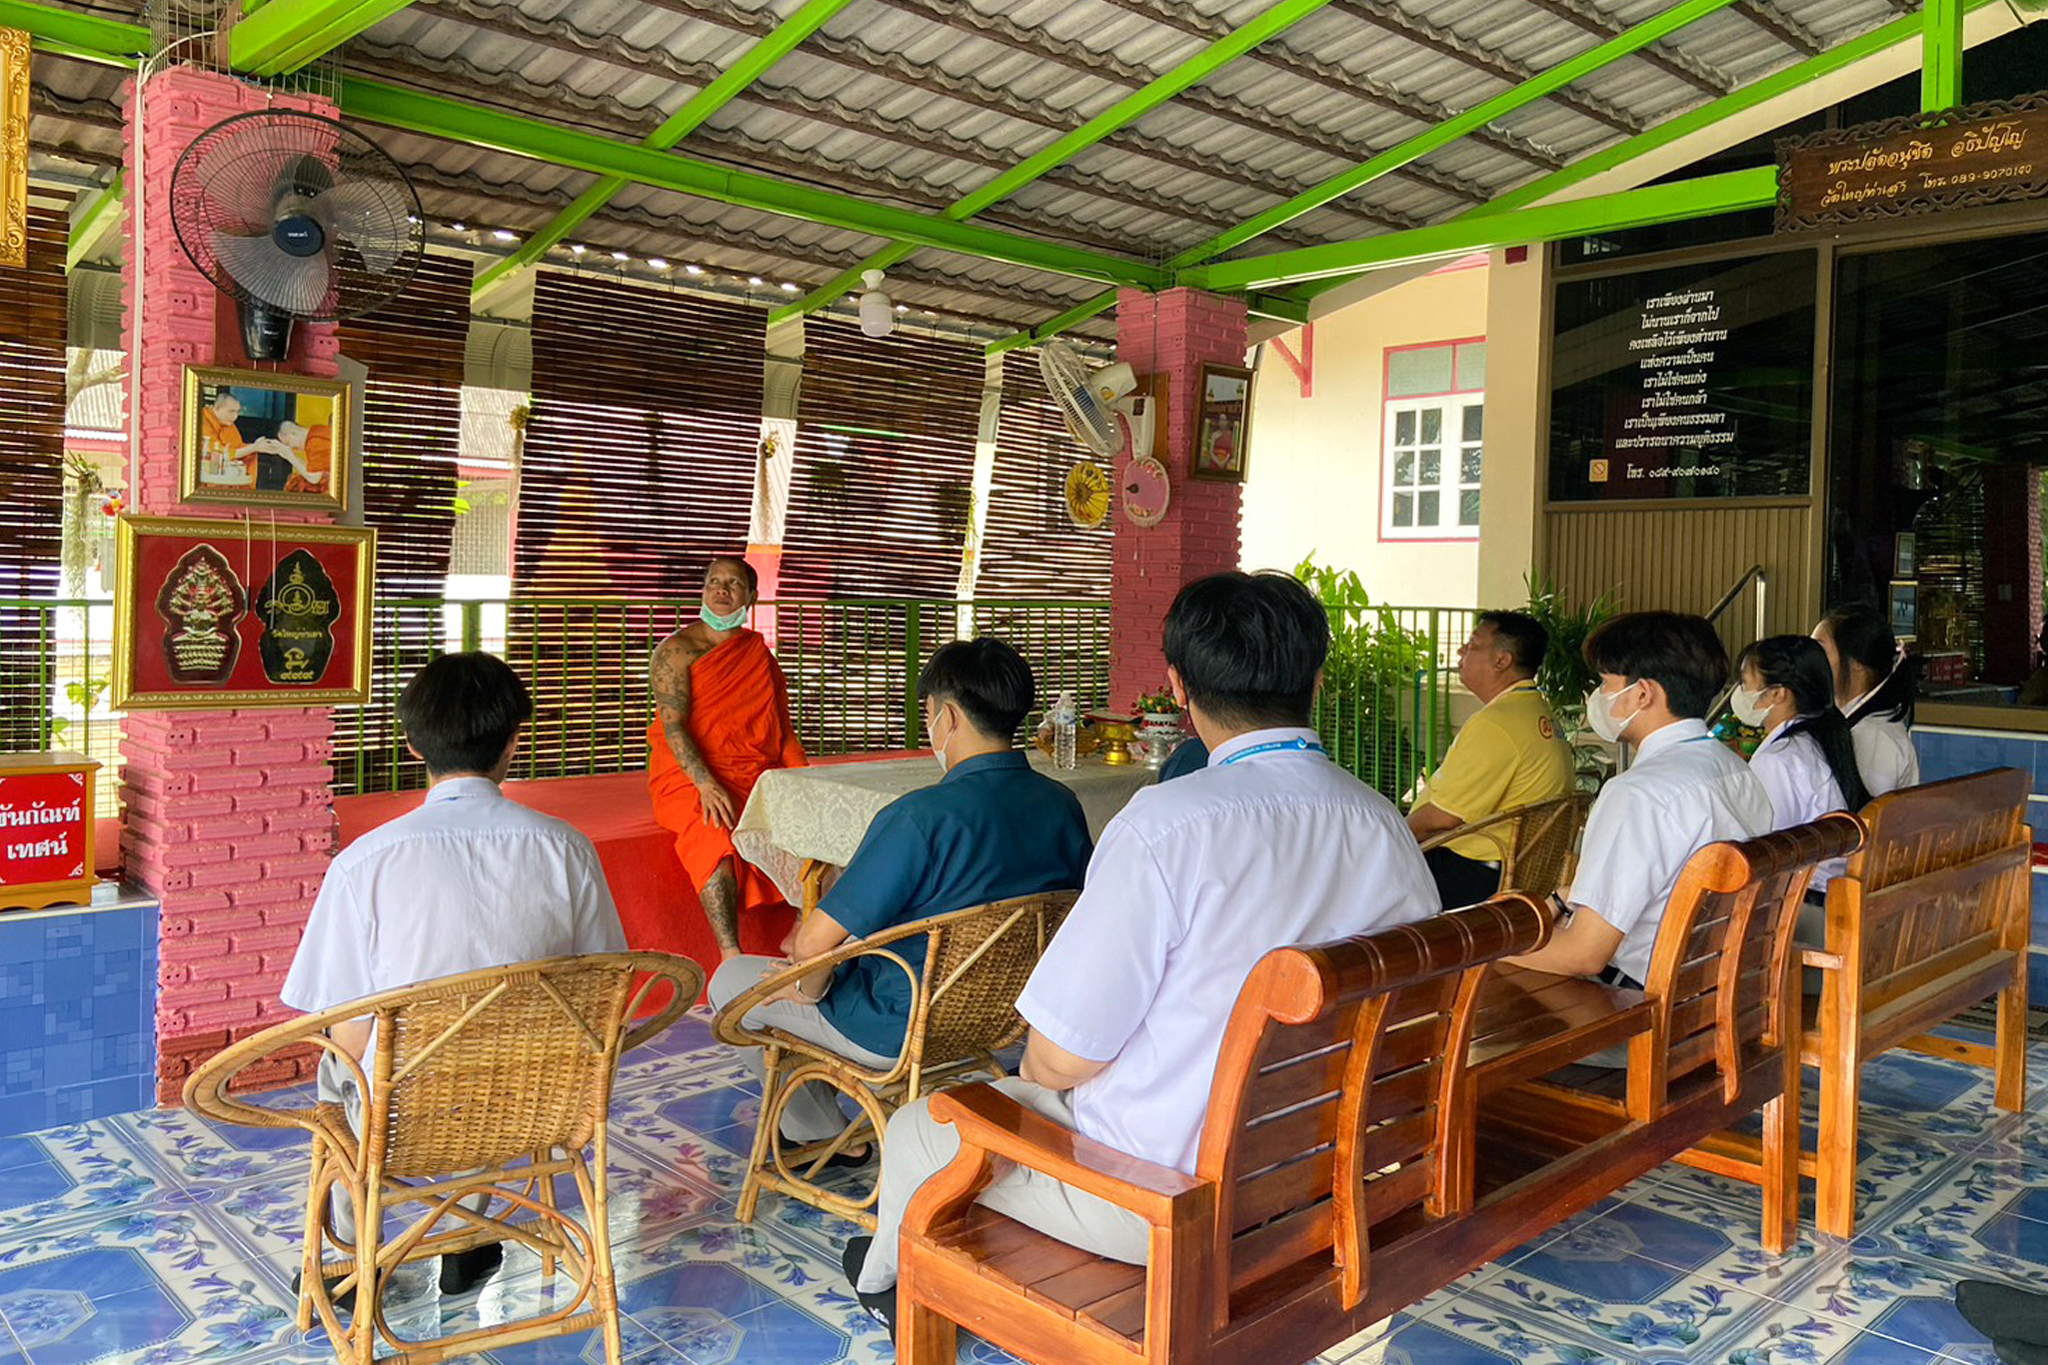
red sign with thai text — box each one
[0,770,90,887]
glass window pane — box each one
[1454,342,1486,392]
[1393,451,1414,486]
[1459,490,1481,525]
[1462,404,1484,442]
[1388,346,1454,398]
[1420,407,1442,443]
[1418,491,1440,526]
[1394,409,1415,444]
[1392,492,1413,527]
[1462,446,1482,484]
[1419,450,1440,485]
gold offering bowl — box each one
[1095,720,1138,765]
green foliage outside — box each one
[1294,555,1439,801]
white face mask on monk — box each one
[700,605,748,632]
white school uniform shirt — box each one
[281,777,627,1051]
[1014,727,1439,1176]
[1842,685,1920,797]
[1568,718,1773,987]
[1748,719,1849,891]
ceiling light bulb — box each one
[748,276,765,287]
[858,267,894,338]
[779,281,800,293]
[648,258,669,269]
[450,222,467,232]
[569,244,586,255]
[492,229,517,242]
[611,251,630,262]
[683,264,703,275]
[894,303,908,314]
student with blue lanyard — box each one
[843,570,1439,1334]
[1507,611,1772,990]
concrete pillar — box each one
[120,68,340,1102]
[1475,246,1548,610]
[1108,288,1247,709]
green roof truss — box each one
[230,0,421,77]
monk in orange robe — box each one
[200,393,257,483]
[278,420,333,494]
[647,556,807,961]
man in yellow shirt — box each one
[1408,610,1575,908]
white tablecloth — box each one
[731,752,1153,907]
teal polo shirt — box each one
[817,750,1092,1057]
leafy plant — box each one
[1131,689,1179,715]
[1294,555,1436,799]
[1523,571,1620,717]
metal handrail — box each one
[1705,564,1769,645]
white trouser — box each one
[707,956,896,1143]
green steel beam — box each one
[340,78,1170,290]
[0,0,146,62]
[1923,0,1964,109]
[772,0,1342,326]
[67,172,124,271]
[1184,168,1774,291]
[985,292,1118,356]
[473,0,861,297]
[229,0,420,76]
[1171,0,1741,267]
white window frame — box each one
[1381,394,1483,541]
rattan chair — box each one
[1417,792,1594,900]
[184,951,701,1365]
[712,889,1077,1228]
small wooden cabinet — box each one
[0,752,100,911]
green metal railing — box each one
[0,594,1474,811]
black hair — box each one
[705,556,759,596]
[1476,609,1549,678]
[1738,634,1871,811]
[919,638,1035,741]
[1163,571,1330,730]
[397,652,534,776]
[1582,611,1727,720]
[1818,604,1919,728]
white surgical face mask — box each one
[700,605,748,632]
[929,708,951,775]
[1585,681,1641,744]
[1730,685,1771,728]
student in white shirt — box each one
[1507,611,1772,989]
[839,571,1438,1334]
[1813,604,1922,797]
[1731,634,1870,941]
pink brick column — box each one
[1108,288,1247,709]
[122,68,341,1102]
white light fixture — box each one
[748,275,766,286]
[683,263,704,276]
[450,221,467,232]
[491,229,518,242]
[779,281,801,293]
[858,268,894,338]
[648,258,669,270]
[569,243,586,256]
[611,251,630,262]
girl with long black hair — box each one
[1730,634,1870,927]
[1813,605,1922,796]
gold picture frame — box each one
[113,515,376,710]
[181,366,353,511]
[0,27,28,269]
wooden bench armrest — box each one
[1800,947,1843,971]
[929,1083,1206,1223]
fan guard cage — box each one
[169,109,424,323]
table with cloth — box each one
[731,752,1154,914]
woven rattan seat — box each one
[1418,792,1594,901]
[184,951,701,1365]
[712,890,1076,1227]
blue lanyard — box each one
[1218,737,1328,766]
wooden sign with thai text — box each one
[1776,93,2048,231]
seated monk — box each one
[1406,610,1574,909]
[647,556,807,961]
[277,419,333,494]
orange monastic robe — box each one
[646,629,808,912]
[201,409,248,477]
[284,426,333,493]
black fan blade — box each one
[212,230,333,315]
[314,180,411,277]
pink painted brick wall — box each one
[121,68,345,1103]
[1108,289,1248,708]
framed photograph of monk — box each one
[1191,362,1252,483]
[180,366,352,512]
[111,515,376,710]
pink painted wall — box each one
[121,68,342,1101]
[1108,288,1248,710]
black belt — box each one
[1597,963,1645,990]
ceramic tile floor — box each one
[1,1013,2045,1365]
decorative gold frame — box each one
[0,27,28,269]
[181,365,354,511]
[112,515,376,710]
[1190,362,1253,483]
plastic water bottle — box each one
[1050,691,1078,771]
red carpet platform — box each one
[334,756,912,980]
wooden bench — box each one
[1477,813,1865,1256]
[1684,768,2031,1237]
[892,819,1852,1365]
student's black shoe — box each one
[1958,1280,2048,1346]
[841,1235,897,1342]
[439,1242,504,1295]
[291,1268,356,1315]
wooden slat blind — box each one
[517,273,763,595]
[511,274,765,777]
[777,319,982,750]
[977,352,1114,599]
[0,209,69,751]
[334,253,470,794]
